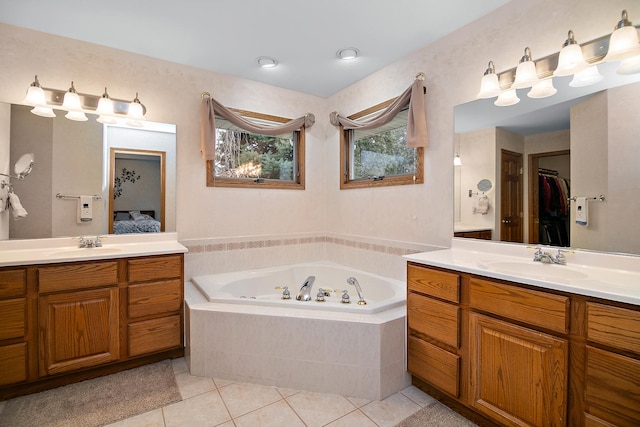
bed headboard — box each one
[113,210,155,220]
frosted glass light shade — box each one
[30,106,56,118]
[604,25,640,62]
[554,44,589,76]
[453,153,462,166]
[617,54,640,75]
[65,110,88,121]
[494,89,520,107]
[477,73,500,98]
[23,85,47,106]
[569,66,604,87]
[528,79,557,98]
[62,90,82,111]
[512,60,539,89]
[96,96,114,116]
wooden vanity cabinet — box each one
[127,255,183,357]
[406,262,640,426]
[0,252,184,400]
[0,269,28,386]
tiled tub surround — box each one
[185,276,410,401]
[181,232,440,282]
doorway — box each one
[500,149,523,242]
[108,148,166,234]
[528,150,570,246]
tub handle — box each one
[341,290,351,304]
[276,286,291,300]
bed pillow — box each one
[129,210,142,220]
[114,212,130,221]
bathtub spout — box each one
[347,277,367,305]
[296,276,316,301]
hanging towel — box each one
[8,192,28,220]
[476,195,490,215]
[575,196,588,226]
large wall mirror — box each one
[454,61,640,256]
[3,103,176,240]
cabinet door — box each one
[39,287,119,376]
[469,312,568,426]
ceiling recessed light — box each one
[256,56,278,68]
[337,47,359,60]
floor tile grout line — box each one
[282,395,311,426]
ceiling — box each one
[0,0,511,98]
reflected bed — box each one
[113,210,160,234]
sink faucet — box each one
[533,247,569,265]
[296,276,316,301]
[77,235,104,248]
[347,277,367,305]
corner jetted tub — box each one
[190,261,405,314]
[185,261,410,400]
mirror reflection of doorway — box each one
[108,148,166,234]
[500,149,523,243]
[528,150,570,246]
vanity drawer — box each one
[407,263,460,303]
[0,269,26,298]
[0,343,27,386]
[0,298,26,340]
[128,315,181,357]
[128,279,182,319]
[408,335,459,397]
[587,302,640,354]
[408,292,459,348]
[38,261,118,293]
[469,278,569,334]
[127,255,182,283]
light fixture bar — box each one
[495,29,627,90]
[39,87,147,116]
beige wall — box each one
[1,0,638,277]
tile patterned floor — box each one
[0,358,471,427]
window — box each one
[206,110,305,189]
[340,100,423,189]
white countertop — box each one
[0,232,187,267]
[404,238,640,306]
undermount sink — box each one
[485,261,588,281]
[47,247,123,258]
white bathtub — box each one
[185,261,410,400]
[191,262,405,314]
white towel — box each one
[8,192,28,220]
[575,196,588,226]
[475,195,490,215]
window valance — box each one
[200,93,316,160]
[329,74,428,148]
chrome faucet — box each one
[347,277,367,305]
[77,235,103,248]
[296,276,316,301]
[533,247,568,265]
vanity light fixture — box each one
[554,30,590,76]
[337,47,359,60]
[494,88,520,107]
[528,78,557,98]
[512,47,540,89]
[21,76,147,126]
[126,93,145,127]
[603,10,640,63]
[22,76,56,118]
[477,61,501,98]
[569,65,604,87]
[453,153,462,166]
[62,81,88,121]
[96,87,117,124]
[256,56,278,68]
